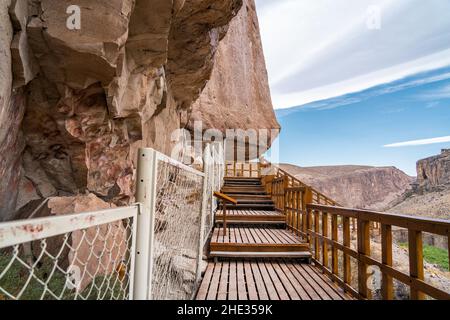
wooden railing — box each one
[275,167,339,206]
[225,161,261,178]
[259,165,450,300]
[214,192,237,236]
[306,204,450,300]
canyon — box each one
[279,164,414,210]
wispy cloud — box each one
[280,68,450,113]
[417,84,450,100]
[425,101,440,109]
[256,0,450,109]
[383,136,450,148]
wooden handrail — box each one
[213,192,238,205]
[306,204,450,300]
[214,192,237,236]
[225,161,261,178]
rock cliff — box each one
[416,149,450,191]
[0,0,278,220]
[388,150,450,221]
[280,164,414,210]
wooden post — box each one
[331,214,338,276]
[322,211,329,268]
[357,219,371,299]
[222,201,227,236]
[409,230,425,300]
[303,188,313,241]
[343,216,351,288]
[315,210,320,261]
[381,224,393,300]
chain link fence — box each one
[0,207,137,300]
[0,144,225,300]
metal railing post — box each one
[134,148,158,300]
[196,144,210,282]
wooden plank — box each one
[305,264,350,300]
[286,262,322,300]
[343,216,351,289]
[307,204,450,236]
[242,227,255,244]
[322,212,329,268]
[248,227,263,244]
[278,261,311,300]
[235,225,242,244]
[244,261,258,300]
[228,260,238,300]
[250,260,269,300]
[254,227,271,243]
[381,224,393,300]
[237,261,248,300]
[314,210,320,261]
[408,230,425,300]
[210,242,310,253]
[271,261,300,300]
[196,262,215,300]
[357,220,371,299]
[264,261,289,300]
[331,214,339,275]
[257,261,279,300]
[294,264,332,300]
[273,229,295,244]
[239,227,249,244]
[206,262,222,300]
[259,228,277,244]
[217,261,229,300]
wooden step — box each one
[225,199,274,204]
[209,226,312,259]
[222,189,267,195]
[227,194,272,199]
[209,251,312,259]
[224,177,261,181]
[220,204,276,210]
[210,243,310,253]
[215,215,285,224]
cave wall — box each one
[0,0,278,220]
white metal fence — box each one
[0,145,224,300]
[0,206,137,300]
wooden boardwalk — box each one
[197,175,355,300]
[196,259,352,300]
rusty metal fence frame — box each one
[1,144,224,300]
[0,206,139,300]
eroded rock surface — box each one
[0,0,278,220]
[416,149,450,191]
[280,164,414,210]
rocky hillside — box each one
[416,149,450,191]
[0,0,279,220]
[279,164,414,210]
[388,149,450,220]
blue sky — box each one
[255,0,450,175]
[274,67,450,176]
